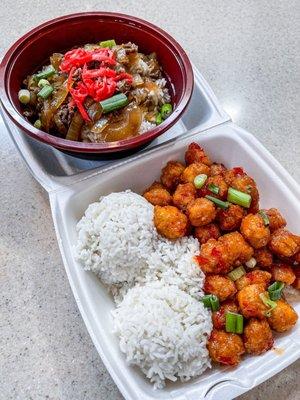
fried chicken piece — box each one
[196,232,253,274]
[254,247,273,268]
[269,229,300,258]
[265,208,287,232]
[270,263,296,285]
[205,175,228,199]
[210,163,227,176]
[154,205,188,239]
[181,162,210,184]
[217,204,245,231]
[212,301,239,330]
[186,198,216,227]
[143,182,172,206]
[240,214,270,249]
[243,319,273,355]
[207,330,245,366]
[235,270,272,291]
[224,168,259,213]
[220,232,254,264]
[185,142,212,166]
[237,284,269,319]
[160,161,185,191]
[194,223,221,245]
[267,299,298,332]
[204,275,237,301]
[172,183,196,210]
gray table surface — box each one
[0,1,299,399]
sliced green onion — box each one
[100,93,128,113]
[225,312,244,334]
[245,257,257,269]
[194,174,207,189]
[268,281,285,301]
[160,103,173,119]
[227,187,252,208]
[18,89,31,104]
[33,119,42,129]
[259,292,277,317]
[205,195,229,209]
[38,79,50,88]
[228,266,246,281]
[201,294,220,311]
[235,314,244,334]
[208,183,219,195]
[155,113,163,125]
[259,210,270,226]
[99,39,116,48]
[37,85,54,99]
[35,65,56,80]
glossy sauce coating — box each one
[143,142,299,368]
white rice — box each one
[76,190,205,302]
[144,236,204,301]
[138,120,156,134]
[113,281,212,389]
[75,191,212,388]
[75,191,155,286]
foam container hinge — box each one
[49,123,300,400]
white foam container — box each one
[1,65,299,399]
[49,124,300,400]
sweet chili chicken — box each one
[143,142,299,367]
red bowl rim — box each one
[0,12,194,153]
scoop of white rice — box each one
[75,191,155,285]
[76,191,205,302]
[113,281,212,389]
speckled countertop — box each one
[0,1,299,399]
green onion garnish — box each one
[236,314,244,334]
[227,187,252,208]
[33,119,42,129]
[38,79,50,88]
[259,210,270,226]
[228,266,246,281]
[245,257,257,269]
[225,312,244,334]
[268,281,285,301]
[155,113,163,125]
[35,65,56,80]
[18,89,31,104]
[37,85,54,99]
[201,294,220,311]
[205,195,229,209]
[99,39,116,48]
[194,174,207,189]
[259,293,277,317]
[160,103,173,119]
[100,93,128,113]
[208,183,219,195]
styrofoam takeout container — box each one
[48,124,300,400]
[1,65,299,400]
